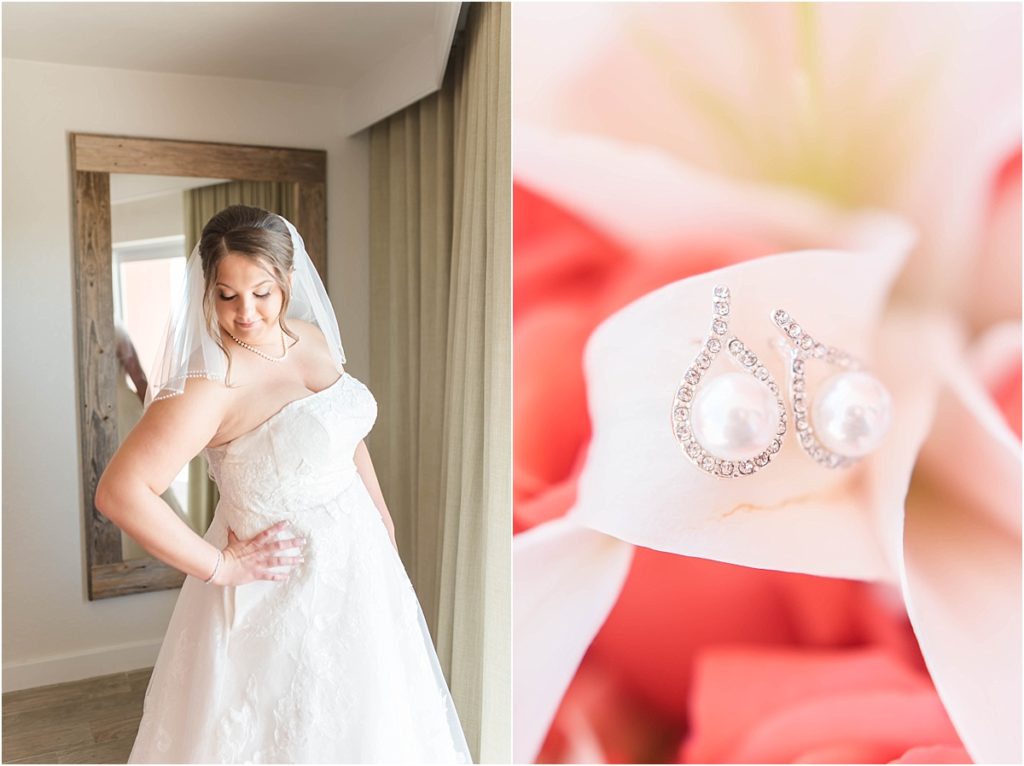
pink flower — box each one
[682,647,966,764]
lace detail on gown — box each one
[129,373,472,764]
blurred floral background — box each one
[513,4,1020,764]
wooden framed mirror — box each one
[71,132,327,599]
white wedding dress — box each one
[129,372,471,763]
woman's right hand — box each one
[211,520,306,585]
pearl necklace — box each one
[225,326,288,362]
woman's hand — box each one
[211,520,306,585]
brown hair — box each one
[198,205,298,384]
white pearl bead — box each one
[812,371,892,458]
[691,372,777,461]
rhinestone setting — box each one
[772,309,863,469]
[671,286,788,478]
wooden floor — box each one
[2,668,151,764]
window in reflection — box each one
[113,237,192,560]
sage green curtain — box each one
[182,180,297,534]
[368,4,511,762]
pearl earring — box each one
[671,286,787,477]
[771,309,892,468]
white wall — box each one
[1,58,370,691]
[111,193,185,243]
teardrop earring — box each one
[770,309,892,468]
[671,286,787,477]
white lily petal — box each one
[902,486,1021,763]
[515,123,917,260]
[512,518,634,763]
[863,309,963,572]
[571,248,911,580]
[919,326,1022,535]
[968,321,1022,391]
[900,328,1023,763]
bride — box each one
[95,205,471,763]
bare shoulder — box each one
[140,377,230,444]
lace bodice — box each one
[204,372,377,538]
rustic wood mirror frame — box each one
[71,132,327,600]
